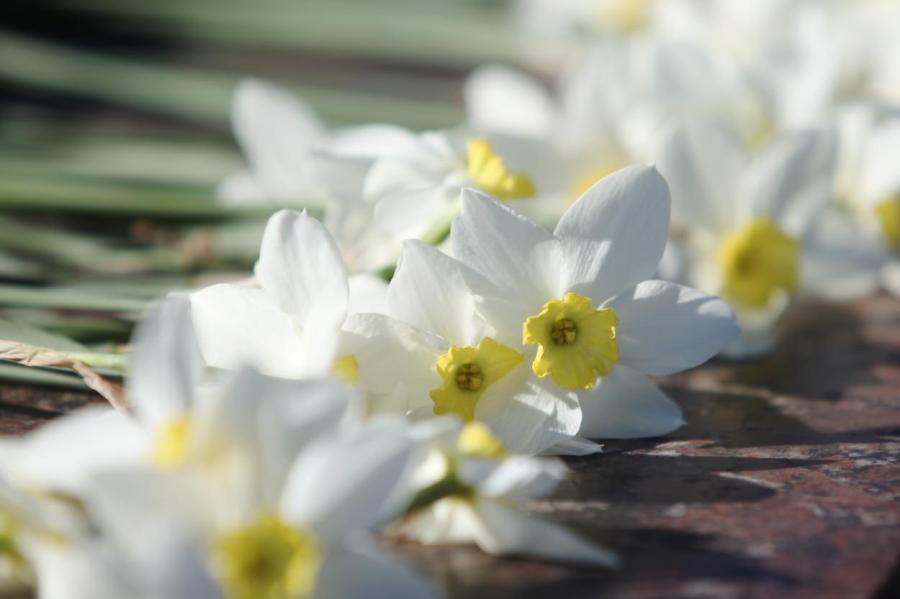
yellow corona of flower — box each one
[430,338,523,422]
[330,354,359,384]
[875,197,900,250]
[153,417,191,468]
[718,218,798,308]
[523,292,619,390]
[214,513,321,599]
[466,138,535,200]
[456,422,508,459]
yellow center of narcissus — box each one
[214,513,321,599]
[523,292,619,390]
[456,422,509,460]
[466,138,535,200]
[430,338,523,422]
[153,417,191,468]
[717,218,798,309]
[875,196,900,251]
[330,354,359,384]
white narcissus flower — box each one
[804,104,900,299]
[219,79,421,271]
[385,239,588,456]
[394,420,617,566]
[364,127,546,242]
[463,43,760,226]
[450,165,739,440]
[190,209,439,416]
[656,121,836,357]
[81,420,432,599]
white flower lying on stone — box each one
[657,121,836,358]
[450,165,738,439]
[393,419,617,566]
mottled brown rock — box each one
[2,296,899,599]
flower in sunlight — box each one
[364,128,542,242]
[803,104,900,300]
[384,239,587,455]
[656,120,837,358]
[449,165,738,441]
[463,43,761,226]
[393,419,617,566]
[219,78,421,271]
[190,209,441,416]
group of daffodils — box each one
[4,0,900,597]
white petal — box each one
[322,124,424,161]
[859,118,900,205]
[387,240,483,344]
[555,165,671,301]
[189,284,312,379]
[720,330,776,359]
[232,79,323,198]
[315,542,436,599]
[255,209,348,322]
[341,313,443,402]
[280,428,413,543]
[27,540,139,599]
[739,127,837,236]
[348,274,389,315]
[202,370,352,505]
[0,407,147,494]
[476,369,582,455]
[802,208,885,301]
[544,435,604,456]
[607,280,739,376]
[656,121,746,232]
[578,365,684,439]
[464,65,556,139]
[372,184,453,242]
[474,500,618,566]
[128,296,203,428]
[477,456,567,501]
[883,260,900,298]
[452,189,560,327]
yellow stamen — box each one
[523,292,618,390]
[875,196,900,250]
[214,513,321,599]
[153,417,191,468]
[457,422,508,460]
[718,218,798,308]
[430,338,523,422]
[466,138,535,200]
[330,354,359,384]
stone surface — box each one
[2,296,900,598]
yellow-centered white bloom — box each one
[385,239,588,455]
[657,121,836,357]
[394,419,617,566]
[219,79,417,272]
[803,104,900,300]
[449,165,738,440]
[364,128,540,242]
[190,209,441,416]
[464,41,761,227]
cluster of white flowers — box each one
[3,1,898,597]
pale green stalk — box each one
[0,31,463,128]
